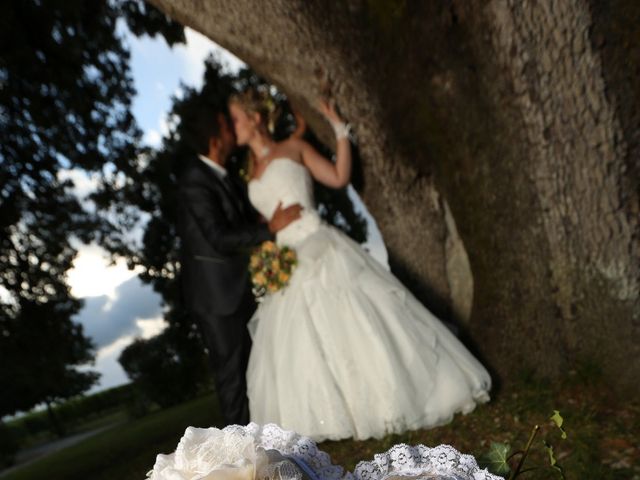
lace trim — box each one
[148,423,349,480]
[148,424,501,480]
[172,425,257,471]
[353,444,503,480]
[259,459,303,480]
[249,423,350,480]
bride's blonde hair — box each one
[229,86,281,136]
[229,86,281,182]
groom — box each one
[177,105,301,425]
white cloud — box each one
[159,115,171,137]
[67,243,140,299]
[87,316,168,393]
[136,317,168,339]
[67,242,166,392]
[75,275,163,347]
[97,335,136,360]
[87,336,134,392]
[72,271,167,393]
[95,315,168,362]
[57,168,99,199]
[143,128,163,147]
[142,114,173,148]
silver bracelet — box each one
[332,122,351,140]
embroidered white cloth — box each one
[353,443,502,480]
[147,423,345,480]
[147,424,502,480]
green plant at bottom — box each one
[482,410,567,479]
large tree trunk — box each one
[148,0,639,395]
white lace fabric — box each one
[147,424,502,480]
[353,444,502,480]
[147,423,348,480]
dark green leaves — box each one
[482,441,512,476]
[481,411,568,479]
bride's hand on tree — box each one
[318,97,351,142]
[317,97,344,126]
[289,96,352,189]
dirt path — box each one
[0,422,122,477]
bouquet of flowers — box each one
[249,241,298,300]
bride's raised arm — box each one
[297,99,351,189]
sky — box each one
[67,26,388,393]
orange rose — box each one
[262,241,277,254]
[253,272,266,286]
[278,271,290,284]
[250,255,262,269]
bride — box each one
[228,88,491,442]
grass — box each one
[321,372,640,479]
[13,409,129,462]
[2,394,221,480]
[70,409,129,433]
[11,408,130,451]
[4,374,638,480]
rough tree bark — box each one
[147,0,639,395]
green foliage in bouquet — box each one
[249,241,298,299]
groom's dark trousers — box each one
[178,157,272,425]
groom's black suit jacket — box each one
[178,157,272,318]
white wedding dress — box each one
[247,158,491,442]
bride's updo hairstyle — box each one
[229,86,281,136]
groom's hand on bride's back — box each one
[268,202,303,233]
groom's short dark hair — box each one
[183,104,227,156]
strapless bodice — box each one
[248,158,321,245]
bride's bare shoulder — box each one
[280,136,307,150]
[276,137,307,163]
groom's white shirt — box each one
[198,154,227,179]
